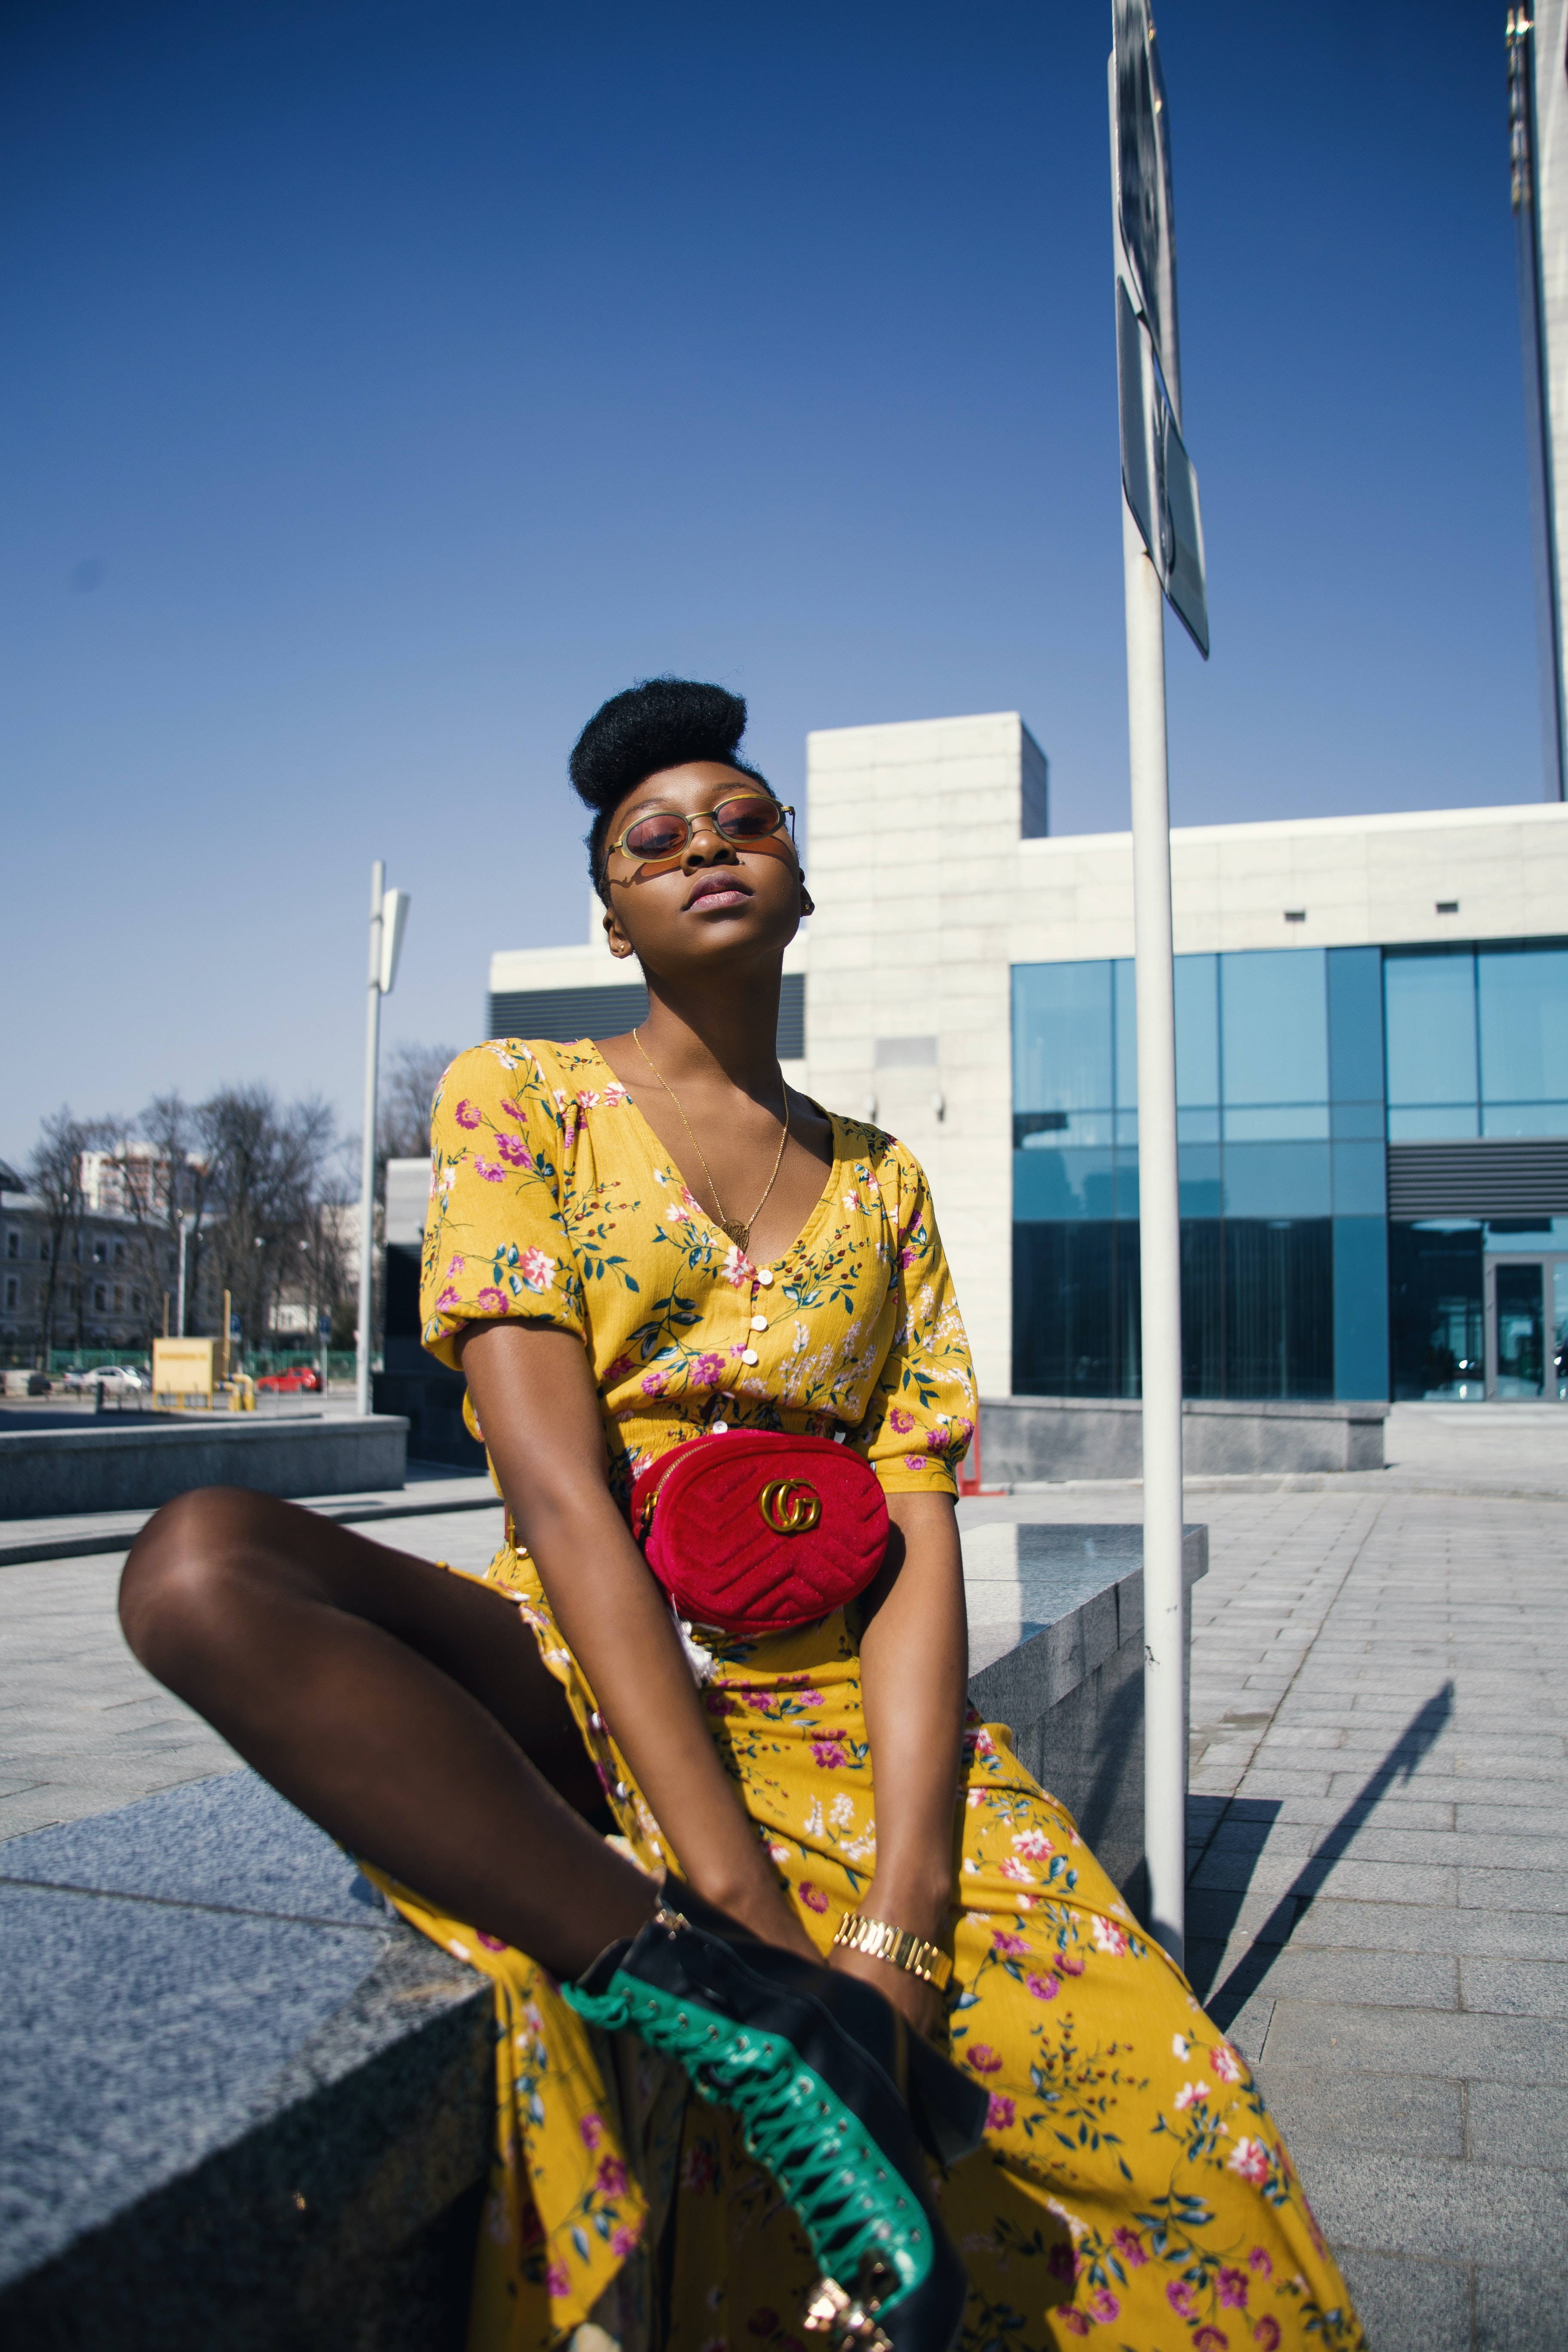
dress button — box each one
[589,1711,604,1732]
[615,1781,629,1800]
[711,1421,729,1435]
[756,1268,774,1286]
[750,1315,767,1331]
[741,1349,758,1365]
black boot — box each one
[564,1889,984,2352]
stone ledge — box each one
[984,1395,1388,1480]
[0,1415,409,1520]
[0,1775,488,2350]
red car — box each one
[254,1366,322,1394]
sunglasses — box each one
[603,793,796,876]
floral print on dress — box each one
[364,1035,1365,2352]
[420,1038,975,1497]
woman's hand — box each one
[459,1320,815,1962]
[828,1934,948,2042]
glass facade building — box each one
[1013,939,1568,1403]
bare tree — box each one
[378,1041,457,1170]
[137,1093,216,1337]
[25,1109,110,1365]
[193,1087,337,1355]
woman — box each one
[120,679,1364,2352]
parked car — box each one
[254,1366,322,1394]
[95,1366,148,1395]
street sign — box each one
[1116,282,1209,656]
[1111,3,1209,658]
[1112,0,1180,413]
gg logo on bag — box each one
[757,1478,823,1535]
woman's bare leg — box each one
[119,1487,658,1978]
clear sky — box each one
[0,0,1540,1166]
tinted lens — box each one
[715,798,783,842]
[622,813,689,858]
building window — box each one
[40,1237,50,1263]
[5,1231,17,1259]
[1013,943,1387,1401]
[4,1277,17,1309]
[93,1240,107,1265]
[113,1241,126,1266]
[1385,939,1568,1140]
[113,1286,124,1312]
[94,1283,107,1311]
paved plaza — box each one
[1,1405,1565,2348]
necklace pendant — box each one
[720,1219,750,1249]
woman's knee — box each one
[119,1486,279,1674]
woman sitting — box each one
[120,678,1363,2352]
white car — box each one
[89,1366,147,1396]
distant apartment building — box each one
[0,1162,173,1364]
[485,713,1568,1408]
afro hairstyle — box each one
[570,677,773,897]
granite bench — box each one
[0,1523,1205,2348]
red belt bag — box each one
[628,1431,891,1638]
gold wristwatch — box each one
[830,1912,953,1991]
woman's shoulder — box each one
[435,1037,602,1099]
[825,1110,931,1204]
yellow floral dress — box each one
[367,1038,1363,2352]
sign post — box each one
[356,863,411,1418]
[1110,0,1208,1968]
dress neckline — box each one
[580,1039,843,1271]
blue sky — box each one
[0,0,1538,1164]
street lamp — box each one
[356,861,411,1418]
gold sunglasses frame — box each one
[603,794,796,876]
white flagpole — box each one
[356,861,385,1420]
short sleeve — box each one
[849,1145,976,1497]
[420,1042,587,1370]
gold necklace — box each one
[631,1028,791,1253]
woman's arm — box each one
[458,1319,816,1957]
[833,1491,968,2034]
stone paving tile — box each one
[1261,2061,1465,2158]
[1473,2266,1568,2352]
[1290,1901,1568,1961]
[1335,2251,1472,2352]
[1203,1942,1461,2012]
[1264,1997,1568,2086]
[1460,1957,1568,2018]
[1457,1867,1568,1912]
[1299,2146,1568,2267]
[1465,2079,1568,2167]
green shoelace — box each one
[564,1968,932,2312]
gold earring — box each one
[801,885,816,917]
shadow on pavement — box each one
[1190,1680,1455,2022]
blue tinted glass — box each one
[1333,1218,1390,1399]
[1224,1106,1331,1142]
[1330,1100,1384,1139]
[1178,1107,1220,1142]
[1221,1142,1332,1218]
[1177,1145,1222,1217]
[1175,954,1219,1105]
[1327,946,1385,1103]
[1388,1104,1480,1140]
[1331,1140,1387,1215]
[1477,946,1568,1105]
[1013,1148,1115,1221]
[1384,950,1477,1107]
[1113,960,1138,1109]
[1012,964,1112,1112]
[1220,949,1327,1106]
[1480,1101,1568,1138]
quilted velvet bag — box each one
[628,1430,891,1638]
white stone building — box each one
[489,714,1568,1408]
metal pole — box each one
[1122,496,1187,1968]
[176,1218,189,1339]
[356,861,385,1419]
